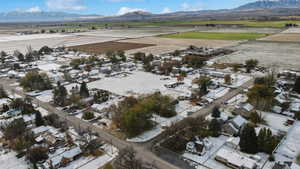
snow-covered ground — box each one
[275,121,300,163]
[0,151,30,169]
[0,34,70,42]
[88,71,174,96]
[37,63,61,72]
[261,111,292,132]
[36,90,53,103]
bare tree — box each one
[114,147,143,169]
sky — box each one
[2,0,258,16]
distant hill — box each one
[236,0,300,10]
[91,7,300,22]
[0,11,102,23]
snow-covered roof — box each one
[31,126,49,135]
[63,147,82,159]
[232,115,247,128]
[22,114,35,123]
[290,163,300,169]
[272,106,282,114]
[243,103,254,112]
[216,148,257,169]
[0,98,10,106]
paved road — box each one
[0,79,183,169]
[0,77,253,169]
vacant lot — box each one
[120,37,239,55]
[213,41,300,70]
[259,33,300,43]
[69,41,155,54]
[160,32,269,40]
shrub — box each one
[82,112,95,120]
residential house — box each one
[223,115,247,135]
[234,103,254,118]
[215,148,257,169]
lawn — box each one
[159,32,269,40]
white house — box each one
[215,148,257,169]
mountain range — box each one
[236,0,300,10]
[1,0,300,23]
[0,11,102,23]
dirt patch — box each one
[119,37,239,55]
[259,33,300,43]
[69,41,155,54]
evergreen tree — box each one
[239,124,258,154]
[53,82,68,106]
[257,128,278,154]
[198,76,211,96]
[1,104,9,112]
[209,119,221,137]
[35,111,44,127]
[294,76,300,94]
[80,82,89,98]
[212,106,221,118]
[245,59,258,73]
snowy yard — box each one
[88,71,174,96]
[0,152,30,169]
[275,121,300,163]
[261,111,292,132]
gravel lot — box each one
[213,41,300,70]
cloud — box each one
[26,6,42,13]
[116,7,145,15]
[161,7,171,14]
[180,2,202,11]
[46,0,86,11]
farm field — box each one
[69,41,155,54]
[0,34,122,53]
[213,41,300,70]
[197,27,282,34]
[64,20,300,28]
[120,37,239,55]
[159,32,270,40]
[152,20,300,28]
[259,33,300,43]
[0,27,195,53]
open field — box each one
[0,34,122,53]
[119,37,239,55]
[69,41,155,54]
[197,27,282,34]
[213,41,300,70]
[282,27,300,33]
[74,27,196,38]
[152,20,300,28]
[0,27,194,53]
[64,20,300,28]
[159,32,270,40]
[259,33,300,43]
